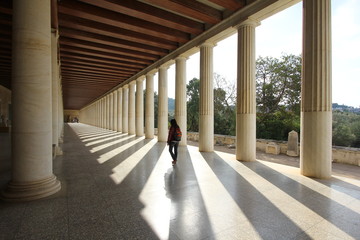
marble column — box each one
[117,88,123,132]
[199,42,215,152]
[113,90,118,131]
[109,93,114,130]
[101,98,104,128]
[301,0,332,179]
[175,56,187,146]
[236,19,258,162]
[145,71,156,139]
[158,65,169,142]
[51,28,62,156]
[122,85,129,133]
[136,77,144,136]
[1,0,61,201]
[105,95,109,129]
[128,81,136,135]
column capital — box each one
[199,41,216,48]
[147,69,158,77]
[160,60,174,70]
[129,80,136,86]
[234,18,260,29]
[175,54,189,61]
[122,84,129,89]
[136,76,145,83]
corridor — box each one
[1,123,360,239]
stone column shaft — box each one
[199,43,214,152]
[158,66,169,142]
[301,0,332,179]
[122,85,129,133]
[51,29,60,154]
[113,90,118,131]
[236,20,258,162]
[175,56,187,146]
[109,93,114,130]
[128,81,136,135]
[2,0,61,201]
[136,78,144,136]
[145,72,155,139]
[117,88,122,132]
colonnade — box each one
[80,0,332,179]
[2,0,332,202]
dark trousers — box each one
[169,141,179,161]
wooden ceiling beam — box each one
[143,0,222,24]
[79,0,204,34]
[59,27,168,56]
[58,14,178,50]
[58,0,189,43]
[59,37,159,60]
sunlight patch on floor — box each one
[89,135,134,153]
[82,132,121,143]
[139,145,171,240]
[97,136,145,164]
[215,151,356,240]
[189,146,262,238]
[110,138,157,184]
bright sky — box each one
[155,0,360,108]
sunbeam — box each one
[90,135,134,153]
[97,136,145,164]
[110,138,157,184]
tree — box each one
[255,54,302,140]
[187,78,200,132]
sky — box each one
[154,0,360,108]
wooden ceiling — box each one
[0,0,247,110]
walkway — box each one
[0,123,359,239]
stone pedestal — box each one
[136,77,144,136]
[158,65,169,142]
[300,0,332,179]
[175,56,187,146]
[2,0,61,201]
[236,19,258,162]
[199,42,214,152]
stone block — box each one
[265,142,280,155]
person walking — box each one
[167,119,181,165]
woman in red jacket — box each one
[167,119,180,165]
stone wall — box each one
[186,132,360,166]
[64,109,80,122]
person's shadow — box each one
[164,166,177,199]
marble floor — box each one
[0,123,359,240]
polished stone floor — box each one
[0,123,360,240]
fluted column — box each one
[128,81,136,135]
[117,88,123,132]
[51,28,62,156]
[122,85,129,133]
[101,98,105,128]
[301,0,332,179]
[109,93,114,130]
[1,0,61,201]
[236,19,258,162]
[105,95,109,129]
[113,90,118,131]
[199,42,215,152]
[136,77,144,136]
[145,71,156,139]
[158,64,170,142]
[175,56,187,146]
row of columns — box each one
[2,0,332,203]
[80,0,332,179]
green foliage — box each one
[256,54,302,140]
[332,111,360,147]
[187,78,200,132]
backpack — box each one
[173,127,182,141]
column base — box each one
[1,175,61,202]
